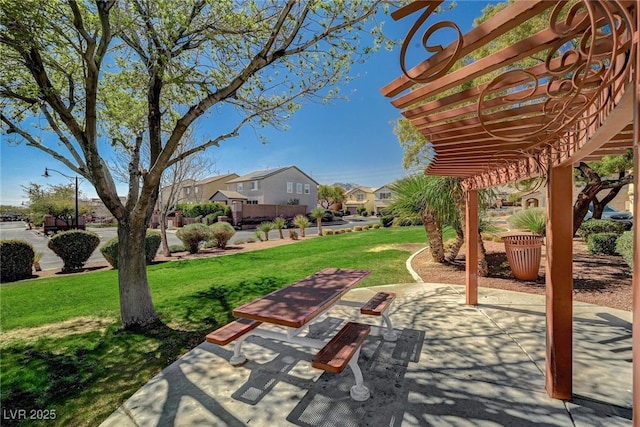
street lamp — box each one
[43,167,79,230]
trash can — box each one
[502,234,543,281]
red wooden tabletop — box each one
[233,268,371,328]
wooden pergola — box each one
[382,0,638,421]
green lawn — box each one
[0,226,437,426]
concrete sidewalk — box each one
[101,282,632,426]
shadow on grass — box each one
[1,276,285,426]
[166,276,287,327]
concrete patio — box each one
[101,281,631,426]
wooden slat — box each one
[360,292,396,316]
[312,322,371,374]
[382,0,554,97]
[206,319,262,346]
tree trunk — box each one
[422,210,444,263]
[572,162,632,235]
[445,227,464,262]
[477,232,488,277]
[117,222,160,328]
[317,219,323,236]
[160,212,171,257]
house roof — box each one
[197,173,239,185]
[345,186,375,195]
[381,0,635,190]
[227,166,319,185]
[210,190,247,200]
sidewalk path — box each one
[101,282,631,426]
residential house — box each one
[373,184,395,215]
[344,187,375,215]
[160,173,239,206]
[87,196,126,223]
[224,166,318,209]
[209,190,247,205]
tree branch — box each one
[39,104,86,170]
[1,112,85,176]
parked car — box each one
[584,203,633,228]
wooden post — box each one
[545,164,573,400]
[466,189,478,306]
[632,10,640,424]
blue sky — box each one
[0,1,493,206]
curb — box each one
[405,245,430,283]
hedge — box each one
[615,230,633,269]
[100,232,162,269]
[47,230,100,272]
[586,232,619,255]
[176,223,214,254]
[577,219,625,241]
[0,240,34,282]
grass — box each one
[0,226,439,427]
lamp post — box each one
[43,168,79,230]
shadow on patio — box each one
[100,282,631,427]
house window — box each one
[379,192,390,200]
[247,200,258,205]
[251,180,258,191]
[287,182,293,193]
[304,184,310,194]
[195,187,199,194]
[237,183,243,192]
[296,183,302,194]
[357,193,365,201]
[185,187,191,195]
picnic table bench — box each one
[205,268,399,401]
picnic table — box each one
[206,268,398,401]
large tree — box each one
[1,0,397,327]
[572,154,634,235]
[317,184,346,209]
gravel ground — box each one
[411,238,632,312]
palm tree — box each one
[272,217,286,239]
[258,221,273,241]
[293,214,309,237]
[389,175,446,262]
[310,208,325,236]
[388,175,489,275]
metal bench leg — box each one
[381,313,398,342]
[229,334,252,366]
[347,348,370,401]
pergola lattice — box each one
[382,0,638,420]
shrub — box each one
[507,208,546,235]
[353,226,363,232]
[289,230,299,240]
[577,219,625,241]
[48,230,100,272]
[586,232,619,255]
[145,232,162,263]
[246,237,257,243]
[362,225,371,230]
[100,232,163,269]
[1,240,34,282]
[169,244,186,253]
[615,230,633,268]
[345,228,353,232]
[176,202,231,219]
[176,223,214,254]
[323,229,335,236]
[210,221,236,249]
[372,224,380,229]
[205,213,217,225]
[380,216,394,227]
